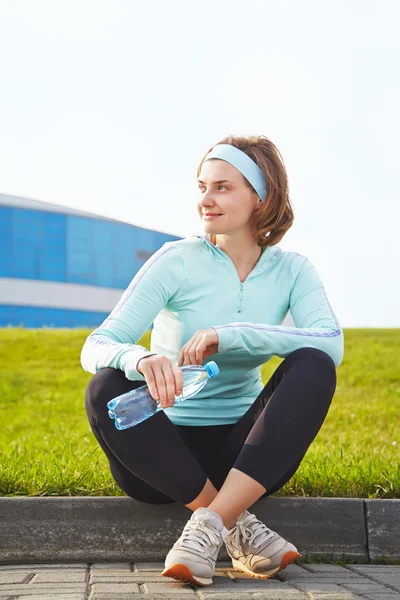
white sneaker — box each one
[161,507,225,586]
[225,509,301,579]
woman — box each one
[81,134,344,587]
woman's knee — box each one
[123,487,177,505]
[290,347,337,396]
[113,470,177,505]
[290,347,336,376]
[84,367,126,415]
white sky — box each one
[0,0,399,328]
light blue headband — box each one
[204,143,268,203]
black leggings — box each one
[84,347,337,505]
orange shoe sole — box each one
[280,550,301,571]
[161,563,213,587]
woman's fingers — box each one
[143,367,159,401]
[151,363,166,406]
[152,362,180,408]
[178,329,219,367]
[172,364,184,397]
[162,363,178,407]
[180,335,201,366]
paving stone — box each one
[0,572,32,584]
[281,574,367,582]
[221,582,292,592]
[197,590,307,599]
[281,564,312,576]
[0,584,86,600]
[278,564,322,579]
[89,596,195,600]
[304,564,357,573]
[13,596,86,600]
[0,563,88,570]
[90,582,140,593]
[304,595,358,600]
[90,572,173,583]
[31,570,87,583]
[362,595,400,600]
[144,581,199,594]
[315,576,373,583]
[191,577,299,593]
[279,572,366,583]
[346,566,400,592]
[90,562,131,570]
[374,578,400,591]
[342,582,399,593]
[132,561,165,572]
[348,566,400,573]
[89,596,134,600]
[1,584,87,590]
[345,563,400,571]
[291,582,347,592]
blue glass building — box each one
[0,194,182,328]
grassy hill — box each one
[0,327,398,498]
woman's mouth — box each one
[203,214,222,220]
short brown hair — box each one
[197,134,295,248]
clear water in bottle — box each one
[107,361,219,430]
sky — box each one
[0,0,399,328]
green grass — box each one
[0,327,399,498]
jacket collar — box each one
[193,233,280,277]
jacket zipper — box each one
[200,235,278,314]
[238,283,244,313]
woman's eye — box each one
[198,185,226,191]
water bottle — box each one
[107,361,219,430]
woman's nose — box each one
[199,191,215,206]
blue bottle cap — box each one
[204,361,219,378]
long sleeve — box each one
[212,255,344,368]
[80,242,185,381]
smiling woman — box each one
[81,133,343,587]
[196,135,295,251]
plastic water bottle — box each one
[107,361,219,430]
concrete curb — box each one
[0,496,399,564]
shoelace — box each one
[176,519,222,553]
[232,513,276,551]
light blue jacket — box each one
[80,234,344,425]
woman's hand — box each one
[177,328,219,367]
[137,355,184,409]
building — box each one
[0,193,182,328]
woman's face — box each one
[197,158,260,236]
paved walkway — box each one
[0,561,399,599]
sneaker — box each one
[161,507,225,586]
[225,509,301,579]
